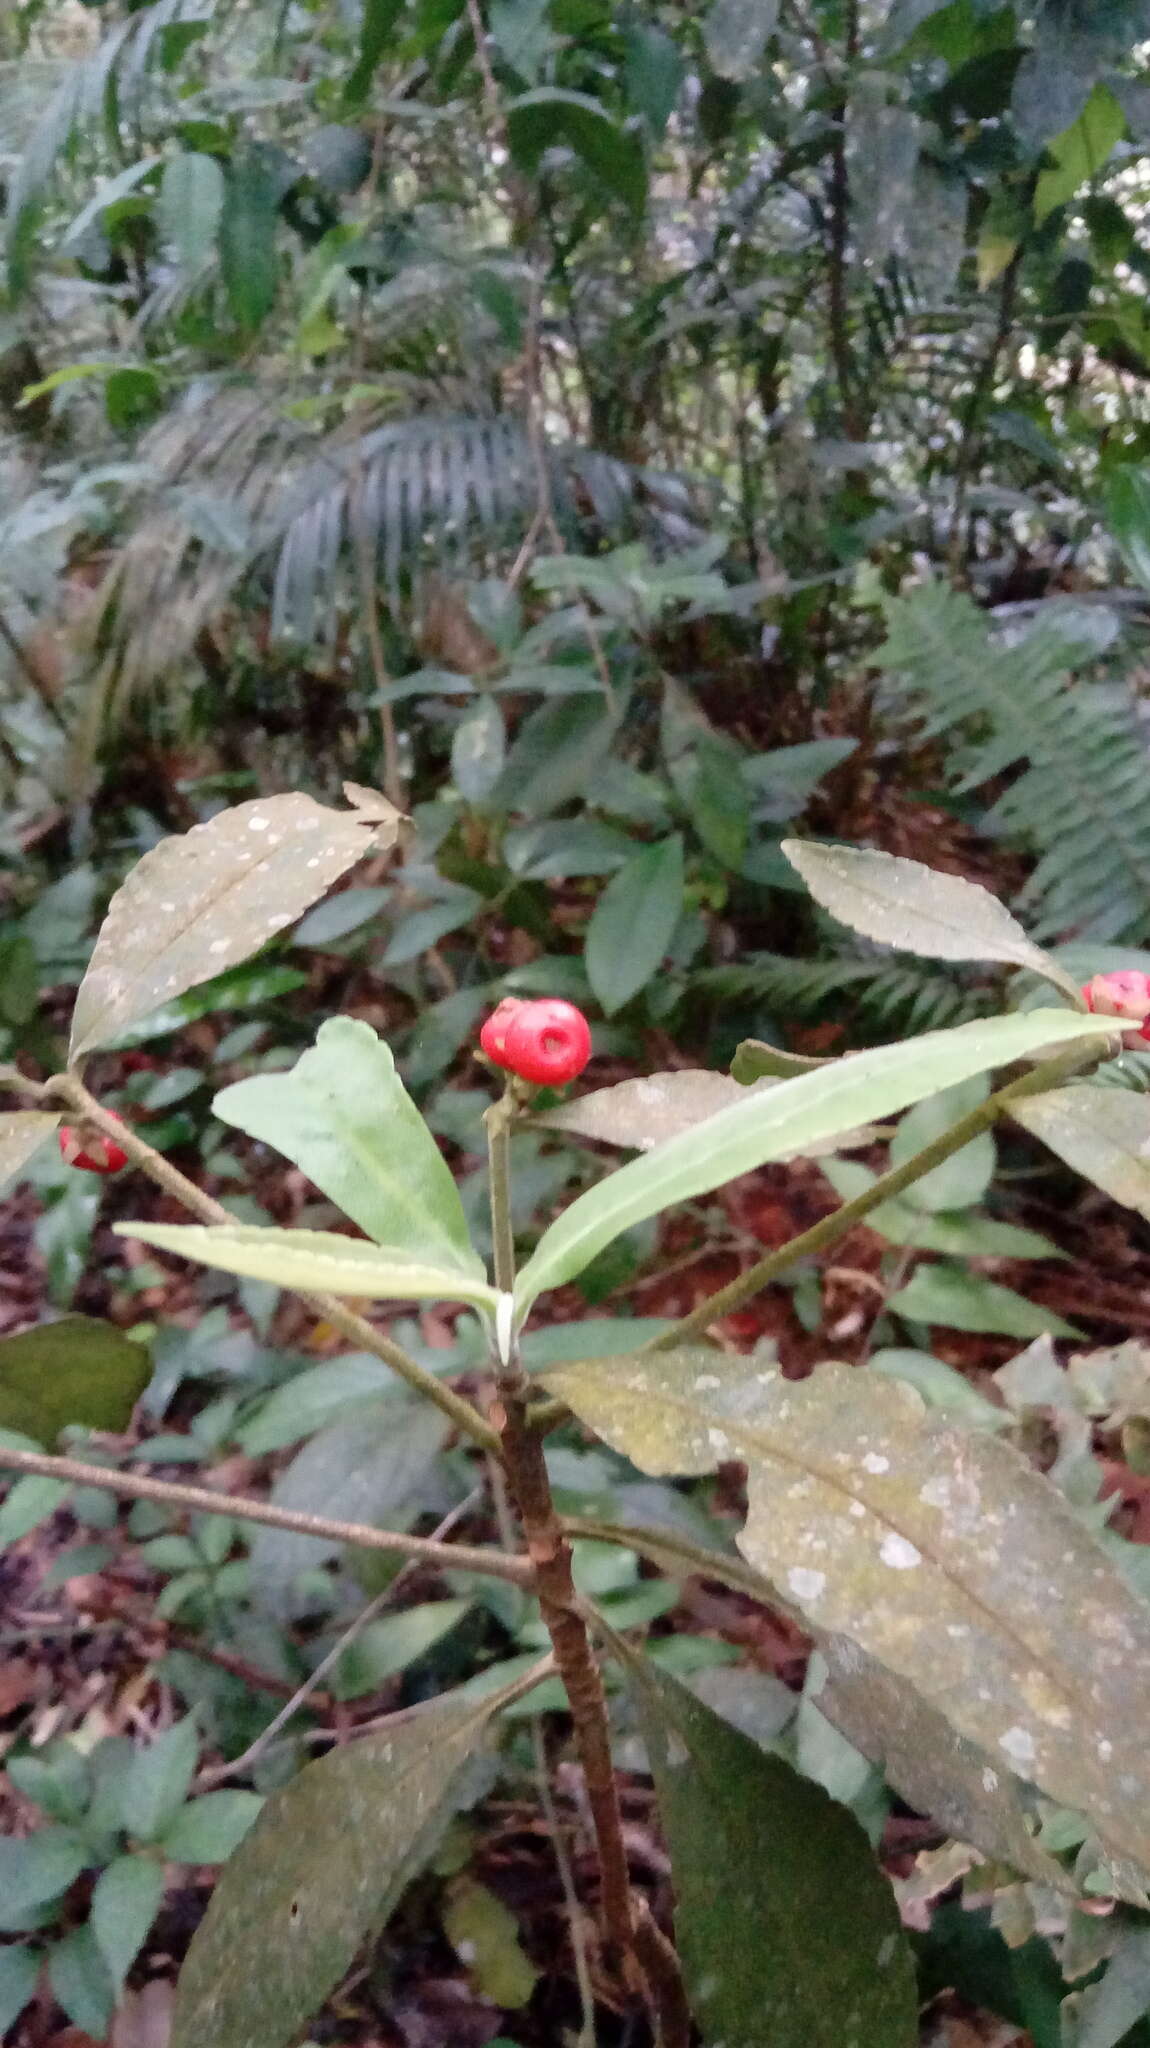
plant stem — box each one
[0,1444,533,1584]
[640,1040,1106,1354]
[28,1070,500,1455]
[485,1084,690,2038]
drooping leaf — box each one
[1106,465,1150,593]
[814,1637,1070,1891]
[0,1315,150,1445]
[542,1350,1150,1883]
[169,1675,538,2048]
[507,89,648,215]
[70,791,400,1060]
[585,835,685,1016]
[213,1018,480,1274]
[343,0,407,108]
[621,1646,917,2048]
[513,1011,1117,1311]
[113,1222,499,1312]
[781,841,1076,997]
[703,0,780,80]
[1012,1086,1150,1224]
[0,1112,62,1196]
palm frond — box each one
[877,582,1150,943]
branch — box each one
[0,1444,533,1585]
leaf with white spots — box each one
[170,1676,527,2048]
[543,1350,1150,1884]
[113,1222,499,1313]
[0,1111,61,1195]
[1012,1085,1150,1225]
[781,840,1080,1001]
[621,1643,918,2048]
[514,1010,1119,1312]
[536,1070,878,1156]
[69,792,402,1061]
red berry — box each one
[58,1111,129,1175]
[1082,970,1150,1045]
[479,997,529,1070]
[502,999,592,1086]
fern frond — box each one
[877,583,1150,943]
[694,951,985,1035]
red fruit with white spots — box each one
[1082,970,1150,1046]
[58,1112,129,1175]
[502,999,592,1086]
[479,997,529,1069]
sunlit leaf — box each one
[113,1222,499,1311]
[543,1350,1150,1882]
[514,1011,1117,1311]
[0,1315,150,1445]
[781,841,1076,998]
[70,791,400,1060]
[621,1645,917,2047]
[170,1674,541,2048]
[213,1017,481,1274]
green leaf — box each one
[161,1791,264,1864]
[781,841,1076,998]
[1035,82,1126,225]
[622,1647,917,2047]
[513,1010,1117,1311]
[343,0,406,107]
[494,693,619,818]
[0,1945,41,2037]
[0,1315,150,1446]
[820,1159,1062,1260]
[70,790,399,1061]
[170,1677,531,2048]
[541,1350,1150,1886]
[870,1349,1008,1430]
[237,1354,395,1455]
[1012,1086,1150,1224]
[0,1475,70,1546]
[0,1112,61,1197]
[333,1599,473,1699]
[158,150,225,269]
[114,1222,499,1312]
[703,0,779,78]
[219,153,281,332]
[442,1877,539,2007]
[889,1264,1080,1339]
[1073,1925,1150,2048]
[452,696,506,803]
[507,90,647,215]
[539,1071,878,1158]
[48,1925,114,2040]
[213,1018,480,1275]
[249,1402,449,1617]
[0,1831,88,1925]
[92,1855,164,1991]
[1105,465,1150,593]
[105,365,163,433]
[585,836,684,1016]
[622,21,683,136]
[889,1077,996,1212]
[121,1719,200,1844]
[730,1040,835,1082]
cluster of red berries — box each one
[479,997,592,1086]
[1082,969,1150,1044]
